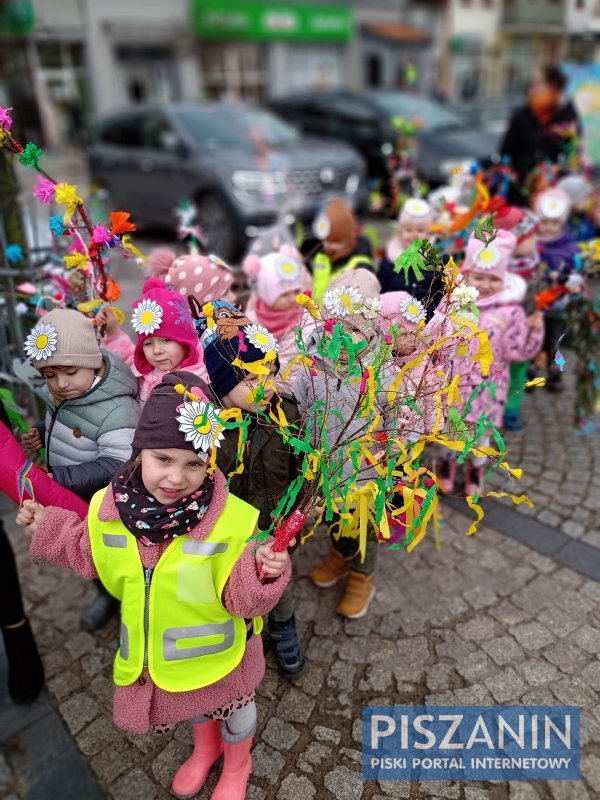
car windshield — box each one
[368,92,465,132]
[172,105,300,149]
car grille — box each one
[285,167,355,198]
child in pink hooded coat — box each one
[243,247,312,391]
[17,372,292,800]
[439,229,545,494]
[97,278,207,405]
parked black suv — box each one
[268,89,496,186]
[88,102,368,262]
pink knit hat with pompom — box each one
[165,253,235,302]
[242,246,311,307]
[131,278,200,375]
[462,229,517,278]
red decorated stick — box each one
[259,508,307,581]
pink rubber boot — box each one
[171,721,223,799]
[211,736,253,800]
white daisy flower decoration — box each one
[539,194,568,219]
[209,253,231,271]
[323,285,363,317]
[131,298,163,335]
[176,400,224,456]
[398,295,426,324]
[244,323,279,353]
[473,243,501,270]
[24,321,58,361]
[274,254,301,282]
[403,197,430,218]
[313,212,331,240]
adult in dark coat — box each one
[501,65,582,205]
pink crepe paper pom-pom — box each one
[68,238,86,255]
[92,225,111,244]
[33,176,56,204]
[0,106,13,131]
[384,333,393,345]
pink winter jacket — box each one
[448,282,544,428]
[102,329,208,405]
[29,469,290,734]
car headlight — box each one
[231,170,287,195]
[345,174,360,195]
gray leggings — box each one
[192,700,257,744]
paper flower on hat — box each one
[473,243,501,270]
[398,295,426,324]
[274,253,301,282]
[539,193,568,219]
[25,321,58,361]
[176,399,224,456]
[313,212,331,240]
[363,296,383,320]
[244,323,279,353]
[132,298,163,335]
[403,198,430,218]
[323,285,363,317]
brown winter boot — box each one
[337,571,375,619]
[310,548,350,588]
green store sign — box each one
[192,1,353,42]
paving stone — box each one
[111,768,157,800]
[64,630,96,660]
[487,600,530,627]
[59,692,100,735]
[581,661,600,688]
[484,668,527,703]
[328,660,356,692]
[453,684,495,705]
[582,753,600,794]
[537,606,585,638]
[456,617,497,643]
[515,659,560,687]
[298,741,332,774]
[305,636,338,664]
[277,774,317,800]
[150,738,191,789]
[251,742,285,785]
[76,716,118,757]
[352,718,362,743]
[277,687,316,724]
[314,726,342,745]
[543,641,590,675]
[481,635,525,667]
[359,666,393,692]
[454,649,496,683]
[509,783,542,800]
[46,669,83,702]
[547,781,590,800]
[418,779,460,797]
[294,665,325,697]
[425,663,455,692]
[262,717,300,750]
[552,676,598,707]
[91,744,136,785]
[561,520,586,538]
[377,779,411,796]
[462,585,498,610]
[247,785,267,800]
[464,789,492,800]
[509,621,556,651]
[338,638,369,663]
[323,765,363,800]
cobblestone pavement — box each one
[3,150,599,799]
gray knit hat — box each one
[24,309,102,370]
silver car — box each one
[89,102,367,262]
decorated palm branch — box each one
[0,107,144,317]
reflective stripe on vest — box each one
[88,488,260,692]
[312,253,375,305]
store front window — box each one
[201,43,267,102]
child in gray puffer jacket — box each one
[22,309,140,628]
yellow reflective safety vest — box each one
[312,252,376,305]
[88,488,261,692]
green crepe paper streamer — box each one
[403,397,423,418]
[457,412,491,465]
[448,407,470,443]
[0,388,29,434]
[252,472,306,541]
[393,240,427,282]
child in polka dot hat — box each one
[165,253,237,304]
[97,278,207,405]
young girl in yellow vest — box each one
[16,371,293,800]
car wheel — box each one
[195,193,242,263]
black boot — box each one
[2,619,45,704]
[80,580,119,631]
[267,614,305,678]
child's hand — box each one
[22,428,42,451]
[95,304,119,336]
[527,310,544,331]
[255,539,296,579]
[16,499,44,532]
